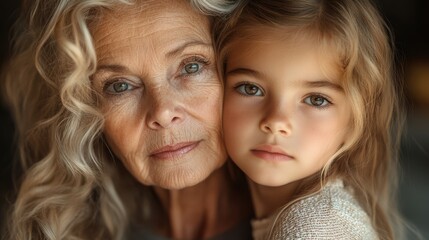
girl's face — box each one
[223,33,351,187]
[90,0,226,189]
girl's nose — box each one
[259,105,291,136]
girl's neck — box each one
[248,179,300,219]
[152,165,252,239]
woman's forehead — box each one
[90,0,209,40]
[89,0,211,63]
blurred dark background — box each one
[0,0,428,239]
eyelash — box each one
[233,82,265,96]
[303,93,332,109]
[179,56,210,77]
[232,82,332,109]
[99,56,211,97]
[102,78,138,96]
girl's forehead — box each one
[234,25,333,48]
[226,27,344,84]
[231,26,343,65]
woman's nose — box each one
[146,92,185,129]
[259,105,291,136]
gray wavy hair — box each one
[190,0,239,16]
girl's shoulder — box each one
[269,179,378,239]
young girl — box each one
[215,0,405,239]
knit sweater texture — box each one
[251,179,378,240]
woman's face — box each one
[90,0,226,189]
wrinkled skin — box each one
[91,0,227,190]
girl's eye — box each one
[183,63,200,74]
[104,81,135,94]
[235,83,264,96]
[304,95,331,107]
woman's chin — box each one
[148,170,209,190]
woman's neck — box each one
[152,165,252,239]
[248,179,300,219]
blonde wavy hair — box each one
[1,0,236,239]
[214,0,406,239]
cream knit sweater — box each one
[251,179,378,240]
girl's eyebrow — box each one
[226,67,267,80]
[304,80,343,92]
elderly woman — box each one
[2,0,252,239]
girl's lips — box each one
[251,145,294,161]
[149,141,200,160]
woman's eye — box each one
[304,95,330,107]
[235,83,264,96]
[179,56,210,77]
[104,81,134,94]
[183,63,200,74]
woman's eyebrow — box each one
[166,40,211,58]
[92,65,131,82]
[95,64,129,73]
[94,41,211,74]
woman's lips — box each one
[251,145,294,161]
[149,141,200,160]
